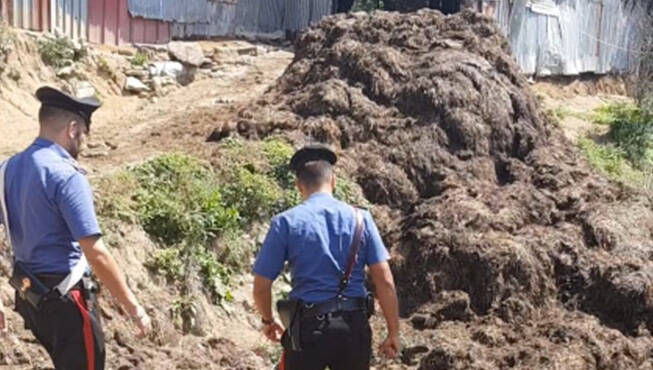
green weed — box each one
[131,52,148,66]
[591,103,653,169]
[577,138,647,187]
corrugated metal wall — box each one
[133,0,333,39]
[0,0,49,30]
[491,0,646,76]
[1,0,171,45]
[50,0,86,40]
[88,0,170,45]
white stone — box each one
[124,77,150,93]
[56,66,74,78]
[72,81,96,99]
[148,61,184,78]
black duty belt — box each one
[301,297,367,319]
[36,274,86,291]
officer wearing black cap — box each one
[0,87,151,370]
[253,144,400,369]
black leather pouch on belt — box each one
[9,261,52,309]
[277,299,302,351]
[366,292,375,318]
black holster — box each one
[9,261,54,310]
[277,299,302,351]
[366,292,375,318]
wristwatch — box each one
[261,317,274,326]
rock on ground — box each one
[124,76,150,93]
[207,9,653,369]
[168,42,205,67]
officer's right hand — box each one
[262,321,284,342]
[130,305,152,338]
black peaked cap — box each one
[289,144,338,172]
[36,86,101,127]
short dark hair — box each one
[296,160,333,189]
[38,105,86,127]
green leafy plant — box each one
[221,167,283,225]
[592,103,653,169]
[131,52,148,66]
[38,35,86,68]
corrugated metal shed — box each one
[131,0,333,39]
[88,0,170,45]
[490,0,646,76]
[0,0,171,45]
[50,0,87,40]
[0,0,49,31]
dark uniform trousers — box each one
[280,311,372,370]
[14,276,105,370]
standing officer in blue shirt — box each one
[0,87,151,370]
[253,144,400,370]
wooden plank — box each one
[79,0,86,40]
[157,21,170,44]
[31,0,39,30]
[103,0,117,45]
[57,0,64,35]
[64,0,71,36]
[50,0,56,32]
[1,0,9,23]
[131,16,145,44]
[13,0,20,28]
[41,0,49,32]
[22,0,30,30]
[87,0,101,43]
[144,19,157,44]
[117,0,129,45]
[71,0,78,39]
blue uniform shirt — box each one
[253,192,389,303]
[1,138,101,274]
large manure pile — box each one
[211,9,653,369]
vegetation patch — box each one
[592,103,653,169]
[96,139,368,325]
[38,35,86,68]
[130,52,148,67]
[579,103,653,192]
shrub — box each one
[131,154,239,245]
[39,35,86,68]
[221,167,282,225]
[593,103,653,169]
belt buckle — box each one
[316,314,326,321]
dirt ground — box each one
[1,11,651,369]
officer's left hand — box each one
[262,321,284,342]
[379,333,400,359]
